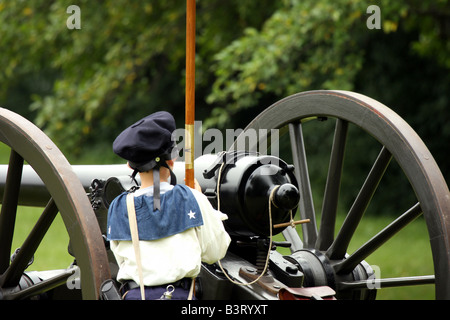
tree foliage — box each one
[206,0,449,127]
[0,0,279,154]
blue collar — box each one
[107,184,204,241]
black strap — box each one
[153,167,161,210]
[160,161,177,186]
[130,169,139,186]
[129,155,178,211]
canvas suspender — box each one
[126,193,146,300]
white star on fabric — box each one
[188,210,196,219]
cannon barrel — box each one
[0,164,134,207]
[0,152,299,238]
[0,162,188,207]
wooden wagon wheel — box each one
[0,108,110,300]
[233,90,450,299]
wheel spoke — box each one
[327,147,392,259]
[334,203,423,274]
[288,122,317,247]
[339,275,435,290]
[0,198,58,287]
[316,119,348,251]
[282,225,303,252]
[0,150,24,273]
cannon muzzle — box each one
[195,151,299,237]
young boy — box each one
[106,111,230,300]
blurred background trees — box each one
[0,0,448,212]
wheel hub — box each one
[285,249,376,299]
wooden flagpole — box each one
[185,0,196,188]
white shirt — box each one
[110,182,231,286]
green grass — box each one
[348,215,434,299]
[8,205,435,299]
[10,206,73,271]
